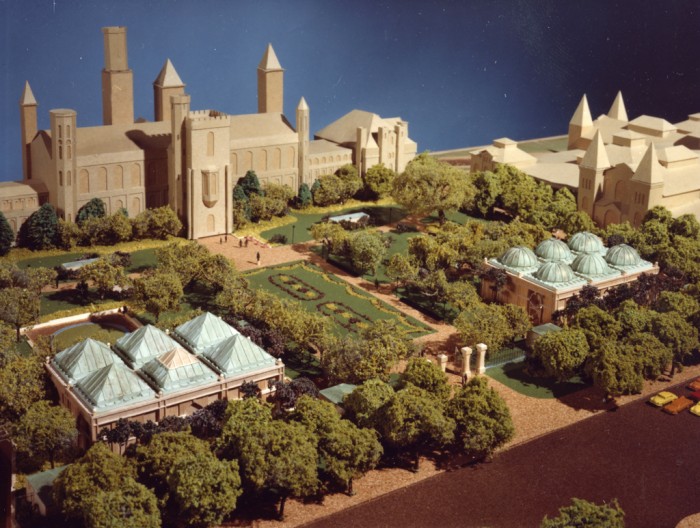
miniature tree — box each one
[132,271,183,322]
[399,357,451,401]
[0,287,41,342]
[17,203,59,250]
[530,328,590,381]
[297,182,313,208]
[0,212,13,256]
[342,378,395,430]
[13,400,77,468]
[375,384,455,471]
[78,257,129,300]
[345,229,386,275]
[237,170,263,197]
[76,197,107,225]
[289,396,382,495]
[391,153,468,224]
[82,479,161,528]
[363,163,396,199]
[447,376,514,460]
[335,164,363,201]
[0,354,46,422]
[540,498,625,528]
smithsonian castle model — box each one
[5,26,416,239]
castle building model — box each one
[5,27,417,239]
[471,93,700,227]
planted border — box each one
[268,273,325,301]
[317,301,372,333]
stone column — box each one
[437,354,448,373]
[460,347,472,382]
[476,343,487,375]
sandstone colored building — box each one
[46,312,284,448]
[480,232,658,325]
[8,26,416,239]
[470,93,700,227]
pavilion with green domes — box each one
[480,231,657,324]
[47,312,284,448]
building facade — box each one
[480,232,658,325]
[11,26,417,239]
[46,312,284,448]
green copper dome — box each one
[535,238,571,262]
[571,253,611,276]
[605,244,641,267]
[567,231,604,254]
[499,246,538,268]
[534,261,575,283]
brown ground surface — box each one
[303,377,700,528]
[200,233,700,528]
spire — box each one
[20,81,37,106]
[297,96,309,111]
[608,91,628,121]
[570,94,593,127]
[258,44,283,71]
[581,130,611,170]
[632,143,664,185]
[154,59,184,87]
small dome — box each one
[499,246,538,268]
[605,244,641,267]
[571,253,611,276]
[534,261,575,283]
[568,231,604,254]
[535,238,572,262]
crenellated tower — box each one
[168,94,191,221]
[50,109,78,221]
[101,26,134,125]
[154,59,185,122]
[19,81,38,180]
[257,44,284,114]
[296,97,310,186]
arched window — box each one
[67,144,72,159]
[96,167,107,191]
[66,171,71,186]
[79,170,89,193]
[59,171,63,186]
[131,164,141,187]
[114,165,123,189]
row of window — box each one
[0,196,37,212]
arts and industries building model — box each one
[3,26,417,239]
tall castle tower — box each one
[629,144,665,226]
[101,26,134,125]
[50,109,78,221]
[19,81,38,180]
[257,44,284,114]
[154,59,185,122]
[296,97,309,186]
[577,130,610,218]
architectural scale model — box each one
[470,93,700,227]
[47,312,284,448]
[480,231,657,325]
[3,26,416,239]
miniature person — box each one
[245,238,249,248]
[239,239,243,248]
[225,235,228,243]
[219,237,223,244]
[256,251,261,265]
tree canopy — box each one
[540,498,625,528]
[12,400,77,468]
[0,212,14,256]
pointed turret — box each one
[20,81,37,106]
[581,130,611,170]
[568,94,594,149]
[608,91,628,121]
[19,81,38,180]
[153,58,185,121]
[297,96,309,111]
[258,43,283,71]
[570,94,593,128]
[257,44,284,114]
[632,143,664,185]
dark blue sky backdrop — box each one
[1,0,699,182]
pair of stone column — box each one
[460,343,487,382]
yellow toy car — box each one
[649,391,678,407]
[690,402,700,417]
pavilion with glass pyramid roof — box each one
[47,312,284,448]
[480,232,658,325]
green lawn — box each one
[52,322,126,351]
[245,261,433,339]
[486,361,587,399]
[260,204,408,245]
[40,290,116,317]
[16,247,158,273]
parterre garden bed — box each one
[244,261,434,339]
